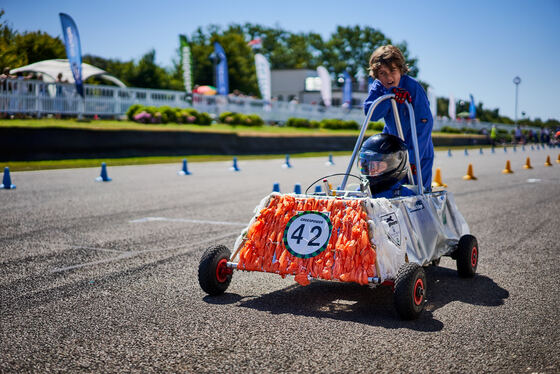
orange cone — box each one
[432,167,448,187]
[523,157,533,169]
[544,155,553,167]
[502,160,514,174]
[556,154,560,164]
[462,164,477,180]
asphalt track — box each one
[1,145,559,373]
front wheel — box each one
[456,235,479,278]
[198,245,232,295]
[394,263,426,320]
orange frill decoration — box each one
[236,195,376,286]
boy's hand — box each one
[391,88,412,104]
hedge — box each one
[126,105,212,125]
[218,111,264,127]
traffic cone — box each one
[325,154,335,166]
[282,154,292,168]
[491,146,495,154]
[523,157,533,169]
[502,160,514,174]
[95,162,112,182]
[531,145,534,151]
[544,155,553,167]
[464,149,469,156]
[513,145,517,152]
[448,149,452,157]
[522,145,525,151]
[229,157,240,172]
[177,158,191,175]
[432,167,448,187]
[462,164,477,180]
[1,167,16,189]
[294,183,302,194]
[314,185,322,193]
[556,154,560,164]
[504,146,507,153]
[272,182,280,192]
[479,147,483,155]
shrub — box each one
[441,126,462,134]
[286,117,317,128]
[159,106,177,124]
[126,104,143,121]
[219,111,263,127]
[368,121,384,131]
[320,119,358,130]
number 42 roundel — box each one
[283,211,333,258]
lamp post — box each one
[513,76,521,125]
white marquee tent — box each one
[10,59,126,87]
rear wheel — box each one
[456,235,478,278]
[394,263,426,320]
[198,245,232,295]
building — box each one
[270,69,369,108]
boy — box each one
[364,45,434,191]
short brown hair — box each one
[368,45,409,78]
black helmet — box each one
[358,134,408,194]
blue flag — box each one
[469,94,476,119]
[59,13,83,98]
[342,70,352,107]
[214,42,229,95]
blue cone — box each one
[479,147,483,155]
[230,157,240,172]
[282,154,292,168]
[531,145,534,151]
[491,146,495,153]
[95,162,112,182]
[294,183,301,194]
[325,154,335,166]
[177,158,191,175]
[448,149,452,157]
[1,167,16,189]
[272,182,280,192]
[513,145,517,152]
[314,185,322,193]
[522,145,525,151]
[504,146,507,153]
[464,149,469,156]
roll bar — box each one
[340,94,424,196]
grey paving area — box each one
[1,146,559,373]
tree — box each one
[321,26,418,80]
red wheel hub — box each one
[215,258,231,283]
[471,246,478,268]
[413,278,424,306]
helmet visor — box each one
[359,150,406,177]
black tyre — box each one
[456,234,478,278]
[198,245,232,295]
[394,262,426,320]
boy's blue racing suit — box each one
[364,75,434,191]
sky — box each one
[2,0,560,121]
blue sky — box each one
[3,0,560,121]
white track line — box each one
[129,217,246,226]
[51,231,240,273]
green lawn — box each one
[0,118,371,136]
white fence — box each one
[0,78,526,132]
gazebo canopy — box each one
[10,59,127,88]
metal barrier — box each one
[0,78,535,132]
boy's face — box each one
[377,63,401,89]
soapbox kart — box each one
[198,93,478,320]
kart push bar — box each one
[340,93,424,196]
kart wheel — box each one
[394,263,426,320]
[456,235,478,278]
[198,245,232,295]
[431,258,441,266]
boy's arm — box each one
[409,81,434,161]
[363,80,391,120]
